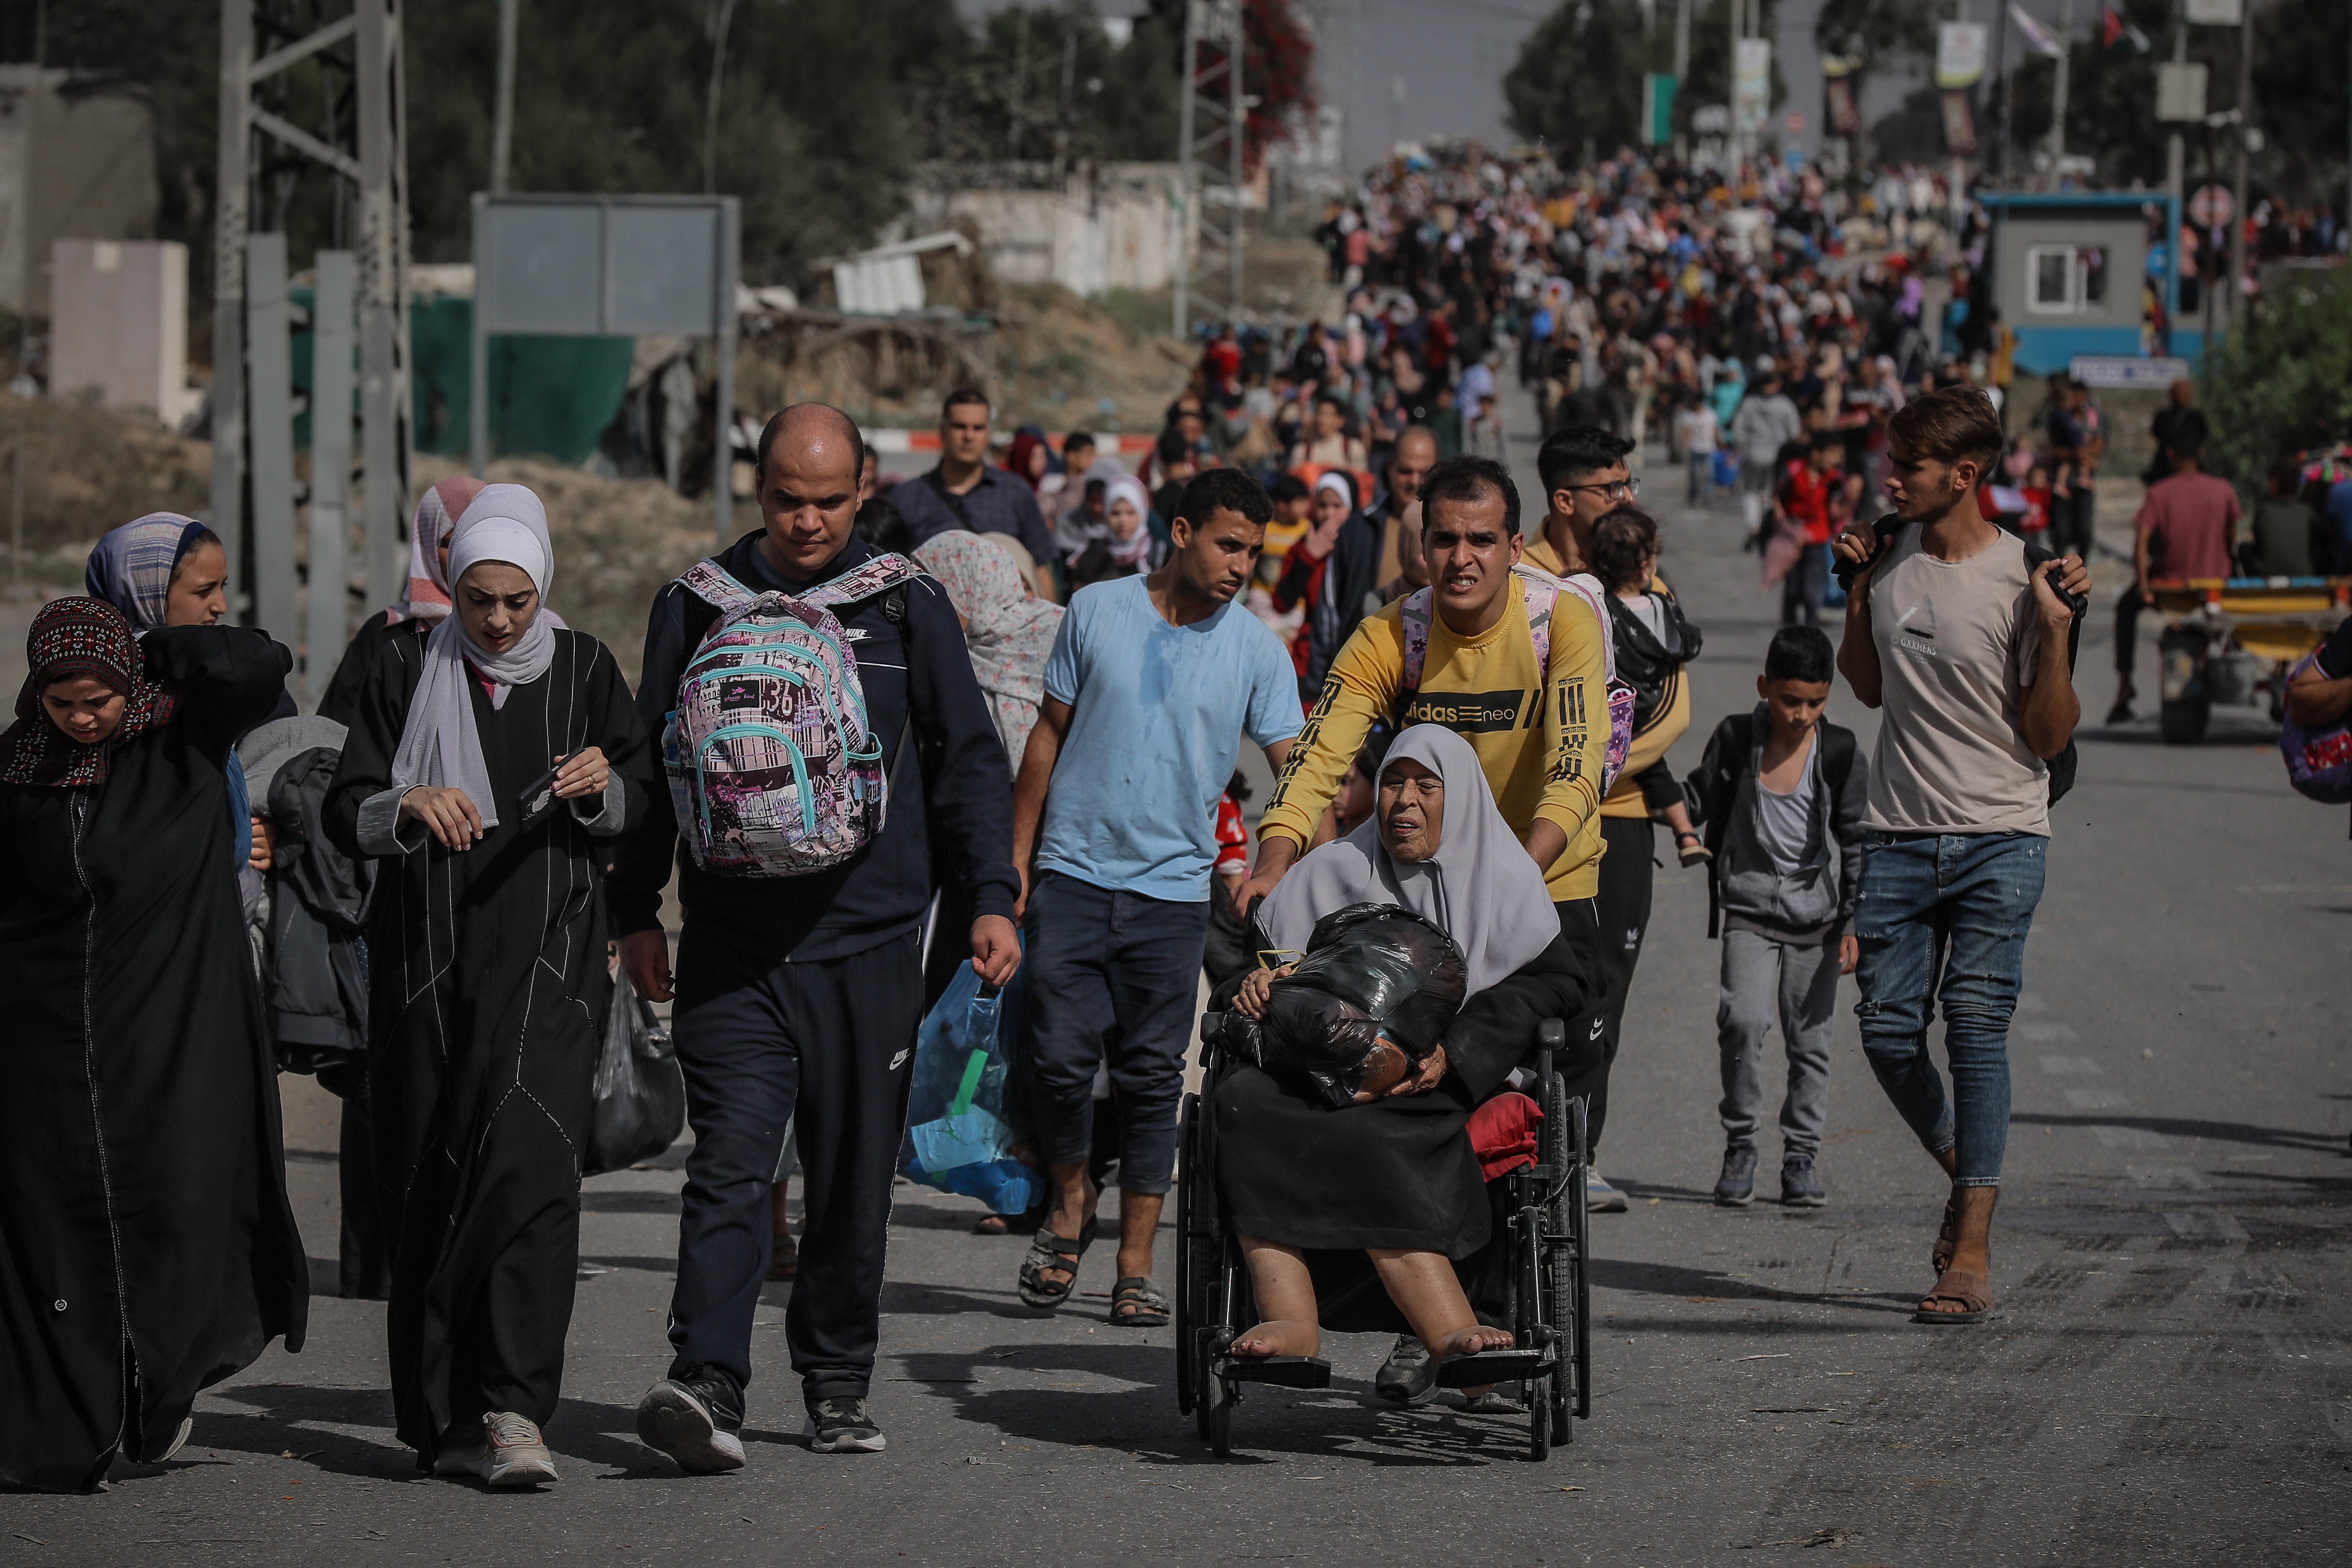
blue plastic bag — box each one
[1711,449,1738,489]
[898,953,1044,1216]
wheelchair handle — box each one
[1536,1018,1565,1074]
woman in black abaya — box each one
[0,599,306,1493]
[327,483,649,1486]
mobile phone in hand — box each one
[516,754,567,827]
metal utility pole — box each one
[491,0,518,192]
[1727,0,1741,173]
[1174,0,1246,338]
[2226,0,2251,333]
[214,1,410,642]
[703,0,739,195]
[2049,0,2074,161]
[2166,0,2187,207]
[1673,0,1691,159]
[212,0,251,604]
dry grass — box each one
[0,392,214,587]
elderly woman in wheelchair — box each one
[1201,725,1592,1408]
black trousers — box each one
[2114,583,2145,679]
[665,929,925,1408]
[1559,817,1658,1160]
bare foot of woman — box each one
[1229,1319,1322,1358]
[1427,1323,1515,1394]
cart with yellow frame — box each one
[2148,577,2352,744]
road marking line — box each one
[2127,1164,2207,1190]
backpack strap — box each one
[1398,585,1433,695]
[1514,562,1618,687]
[678,558,761,615]
[796,551,922,612]
[1821,721,1856,795]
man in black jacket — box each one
[612,403,1021,1466]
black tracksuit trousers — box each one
[665,929,924,1409]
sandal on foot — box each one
[1016,1216,1097,1309]
[1930,1191,1961,1276]
[1109,1277,1170,1327]
[1675,831,1712,867]
[1913,1266,1994,1325]
[766,1233,798,1283]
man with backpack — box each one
[1831,386,2089,1328]
[1683,626,1868,1210]
[612,402,1021,1465]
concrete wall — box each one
[50,239,198,426]
[0,67,158,316]
[913,164,1179,297]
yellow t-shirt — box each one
[1522,530,1691,818]
[1256,580,1609,901]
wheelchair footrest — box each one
[1212,1354,1332,1389]
[1434,1348,1552,1388]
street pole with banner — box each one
[1938,19,1988,245]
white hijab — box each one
[1256,724,1556,995]
[389,484,560,830]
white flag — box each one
[2009,2,2067,58]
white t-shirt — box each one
[1677,405,1719,455]
[1862,525,2052,837]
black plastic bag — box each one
[1226,903,1467,1109]
[584,971,687,1176]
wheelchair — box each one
[1173,1014,1592,1461]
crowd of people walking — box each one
[6,135,2196,1495]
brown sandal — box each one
[1930,1190,1961,1275]
[1913,1266,1994,1325]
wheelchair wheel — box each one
[1568,1092,1592,1424]
[1175,1092,1204,1421]
[1204,1356,1235,1458]
[1542,1068,1577,1446]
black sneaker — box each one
[1780,1155,1828,1209]
[637,1366,747,1473]
[1714,1146,1758,1207]
[803,1396,886,1454]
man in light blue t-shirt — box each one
[1010,466,1300,1326]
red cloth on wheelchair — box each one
[1469,1090,1542,1182]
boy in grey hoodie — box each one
[1684,625,1868,1208]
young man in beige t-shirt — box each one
[1832,386,2090,1330]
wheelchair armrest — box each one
[1535,1018,1565,1074]
[1198,1010,1229,1070]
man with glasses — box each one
[1524,424,1674,1210]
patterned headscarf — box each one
[85,513,213,633]
[914,529,1063,772]
[0,597,175,788]
[390,476,487,622]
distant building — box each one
[0,67,159,316]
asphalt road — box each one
[9,403,2349,1566]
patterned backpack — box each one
[662,552,922,877]
[1397,563,1636,797]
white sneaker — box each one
[439,1413,557,1486]
[1585,1171,1629,1213]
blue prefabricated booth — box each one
[1979,190,2182,375]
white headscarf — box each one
[1103,475,1155,567]
[1256,724,1556,995]
[388,484,560,830]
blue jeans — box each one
[1021,870,1210,1194]
[1852,833,2047,1188]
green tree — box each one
[1814,0,1934,165]
[2201,273,2352,490]
[1505,0,1780,158]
